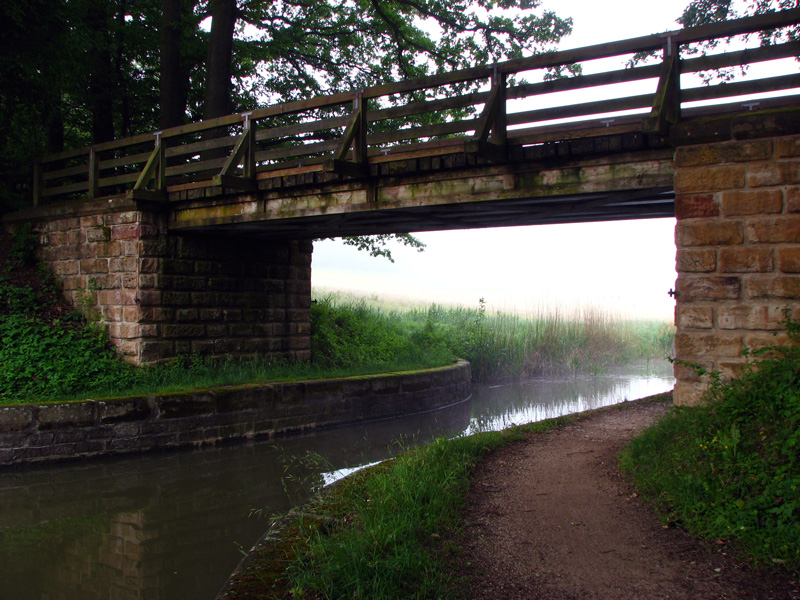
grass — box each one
[620,315,800,573]
[0,288,673,404]
[315,291,674,383]
[224,415,577,600]
[0,227,673,404]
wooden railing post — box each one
[324,92,370,177]
[490,69,507,146]
[88,147,99,199]
[644,36,681,135]
[32,159,42,207]
[130,131,167,199]
[242,112,256,179]
[214,112,258,190]
[353,93,368,165]
[470,67,508,161]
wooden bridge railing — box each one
[33,9,800,206]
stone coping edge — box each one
[0,360,471,467]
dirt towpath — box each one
[454,399,799,600]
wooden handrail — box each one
[33,8,800,205]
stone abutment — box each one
[672,133,800,405]
[5,199,311,365]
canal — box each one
[0,361,674,600]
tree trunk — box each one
[86,0,115,143]
[159,0,189,129]
[203,0,237,120]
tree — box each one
[678,0,797,42]
[1,0,574,213]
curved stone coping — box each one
[0,360,472,467]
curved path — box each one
[454,400,799,600]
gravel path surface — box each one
[453,400,799,600]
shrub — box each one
[621,313,800,571]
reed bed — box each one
[313,292,674,384]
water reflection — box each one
[468,361,674,434]
[0,361,673,600]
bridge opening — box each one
[312,219,678,323]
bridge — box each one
[5,9,800,405]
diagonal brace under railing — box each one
[324,93,369,178]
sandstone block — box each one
[675,220,743,246]
[162,291,191,305]
[207,324,228,337]
[672,360,704,382]
[230,323,254,336]
[746,216,800,243]
[94,241,123,258]
[676,305,714,329]
[718,304,788,330]
[162,324,206,338]
[676,248,716,273]
[673,165,746,193]
[105,211,141,225]
[91,274,122,290]
[53,262,80,276]
[778,247,800,273]
[744,331,791,353]
[80,215,103,227]
[66,230,85,245]
[176,308,198,322]
[744,275,800,299]
[747,161,800,187]
[674,331,744,358]
[86,227,111,242]
[139,324,160,338]
[677,276,740,301]
[674,139,771,166]
[80,259,109,274]
[109,257,137,273]
[102,306,124,322]
[139,341,175,363]
[98,289,136,306]
[139,257,160,273]
[721,189,782,216]
[775,136,800,158]
[787,188,800,213]
[719,247,773,273]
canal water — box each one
[0,361,674,600]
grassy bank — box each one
[621,318,800,572]
[1,227,672,404]
[224,414,577,600]
[1,293,671,404]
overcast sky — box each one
[311,0,788,321]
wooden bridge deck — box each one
[30,9,800,236]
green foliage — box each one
[282,427,525,599]
[1,282,672,404]
[339,233,426,263]
[0,313,137,402]
[240,415,572,599]
[1,0,573,211]
[310,295,455,369]
[621,313,800,572]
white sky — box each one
[311,0,793,321]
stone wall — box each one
[7,198,311,364]
[673,134,800,405]
[0,360,472,466]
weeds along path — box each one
[453,400,799,600]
